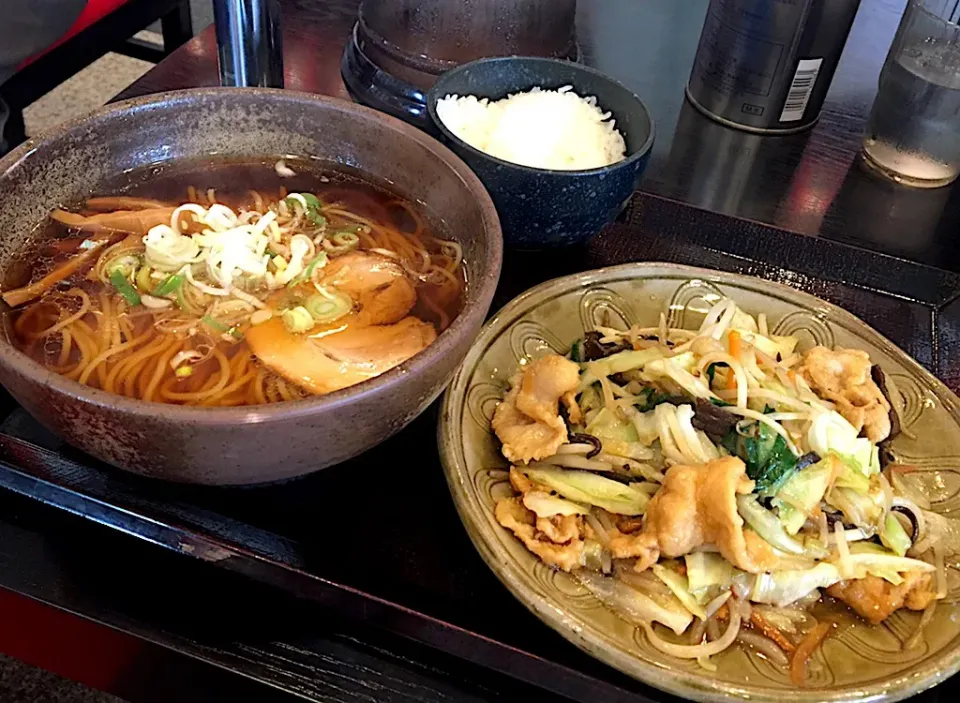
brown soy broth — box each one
[2,157,465,405]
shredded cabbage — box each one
[736,495,805,554]
[750,563,841,606]
[582,348,663,381]
[643,353,717,400]
[685,552,737,600]
[808,412,878,476]
[522,467,649,515]
[652,564,707,619]
[773,461,833,535]
[731,328,798,360]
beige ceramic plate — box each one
[438,263,960,703]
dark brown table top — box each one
[118,0,960,271]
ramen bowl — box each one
[0,88,502,485]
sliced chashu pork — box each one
[320,251,417,327]
[246,251,434,395]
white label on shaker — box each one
[780,58,824,122]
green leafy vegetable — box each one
[634,387,670,412]
[586,408,655,461]
[808,412,879,477]
[841,550,934,580]
[586,408,638,443]
[108,269,141,306]
[832,456,871,493]
[582,347,663,381]
[721,420,798,495]
[569,339,585,363]
[152,273,183,297]
[827,485,883,528]
[522,467,649,515]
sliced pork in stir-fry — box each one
[827,572,937,624]
[492,355,580,463]
[799,346,892,443]
[611,457,778,573]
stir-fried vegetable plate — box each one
[489,296,958,685]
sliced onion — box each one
[641,607,742,659]
[904,602,937,650]
[737,630,789,666]
[185,265,229,296]
[704,591,732,619]
[616,570,673,597]
[140,294,173,309]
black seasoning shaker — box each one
[686,0,861,134]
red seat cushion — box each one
[16,0,132,70]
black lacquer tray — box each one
[1,193,959,702]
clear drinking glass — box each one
[861,0,960,188]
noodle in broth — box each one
[2,159,465,407]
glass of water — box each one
[861,0,960,188]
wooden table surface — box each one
[118,0,960,271]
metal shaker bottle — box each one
[686,0,861,134]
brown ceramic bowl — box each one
[0,88,502,485]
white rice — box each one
[436,86,627,171]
